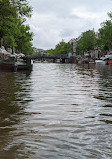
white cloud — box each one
[27,0,112,50]
[71,8,99,19]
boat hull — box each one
[16,59,33,70]
[0,62,17,71]
[0,54,33,71]
[95,60,106,65]
[17,64,33,70]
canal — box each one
[0,63,112,159]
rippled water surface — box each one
[0,63,112,159]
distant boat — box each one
[95,55,112,65]
[95,59,106,65]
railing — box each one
[32,55,69,60]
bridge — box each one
[32,55,69,63]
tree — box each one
[9,0,32,18]
[0,0,33,54]
[47,40,72,56]
[98,15,112,51]
[47,49,55,55]
[0,0,17,47]
[15,23,33,54]
[76,30,96,55]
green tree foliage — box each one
[0,0,33,54]
[76,30,96,55]
[14,23,33,54]
[47,49,55,55]
[37,51,42,56]
[98,13,112,51]
[10,0,32,18]
[0,0,16,46]
[47,40,72,56]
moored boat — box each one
[95,59,106,65]
[0,48,33,71]
[95,55,112,65]
[16,56,33,70]
[0,48,17,71]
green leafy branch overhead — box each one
[0,0,33,54]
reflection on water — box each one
[0,70,32,159]
[0,63,112,159]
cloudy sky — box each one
[27,0,112,50]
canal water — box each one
[0,63,112,159]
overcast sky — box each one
[27,0,112,50]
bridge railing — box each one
[32,55,68,60]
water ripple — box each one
[0,63,112,159]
